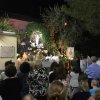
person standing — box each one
[0,60,15,81]
[17,62,31,99]
[85,56,100,88]
[69,67,79,99]
[89,80,100,96]
[96,57,100,66]
[27,61,48,100]
[71,80,90,100]
[0,65,21,100]
[47,80,68,100]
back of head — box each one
[91,80,99,87]
[5,60,15,67]
[50,62,59,71]
[91,56,97,63]
[20,62,31,73]
[80,80,89,92]
[98,57,100,60]
[23,94,34,100]
[47,80,67,100]
[5,65,17,77]
[72,67,79,73]
[95,90,100,100]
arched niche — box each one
[24,22,52,49]
[30,31,44,48]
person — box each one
[69,67,79,99]
[0,60,15,81]
[71,80,90,100]
[85,56,100,88]
[51,52,60,64]
[0,65,21,100]
[87,56,92,67]
[28,60,48,100]
[69,67,79,88]
[45,52,52,62]
[89,90,100,100]
[80,57,87,73]
[47,80,68,100]
[23,94,35,100]
[95,90,100,100]
[49,61,67,86]
[17,62,31,99]
[23,51,29,61]
[89,80,100,96]
[49,62,59,83]
[96,57,100,66]
[16,53,24,71]
[88,96,95,100]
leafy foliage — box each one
[42,5,83,47]
[42,0,100,55]
[65,0,100,35]
[0,18,9,31]
[0,18,18,32]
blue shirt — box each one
[89,87,100,96]
[85,63,100,79]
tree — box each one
[42,5,83,48]
[64,0,100,35]
[42,0,100,55]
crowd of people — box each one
[0,52,100,100]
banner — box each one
[0,46,15,58]
[66,47,74,59]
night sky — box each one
[0,0,65,20]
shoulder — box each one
[89,89,93,93]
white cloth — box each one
[49,71,54,75]
[42,60,52,68]
[87,56,92,66]
[96,60,100,66]
[45,56,52,62]
[31,42,36,47]
[69,72,79,87]
[0,72,8,80]
[51,56,60,64]
[80,59,87,73]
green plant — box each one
[0,18,18,32]
[0,18,9,31]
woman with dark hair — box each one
[17,62,31,99]
[49,62,59,83]
[49,61,67,86]
[0,65,21,100]
[28,60,48,100]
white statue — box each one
[35,33,40,46]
